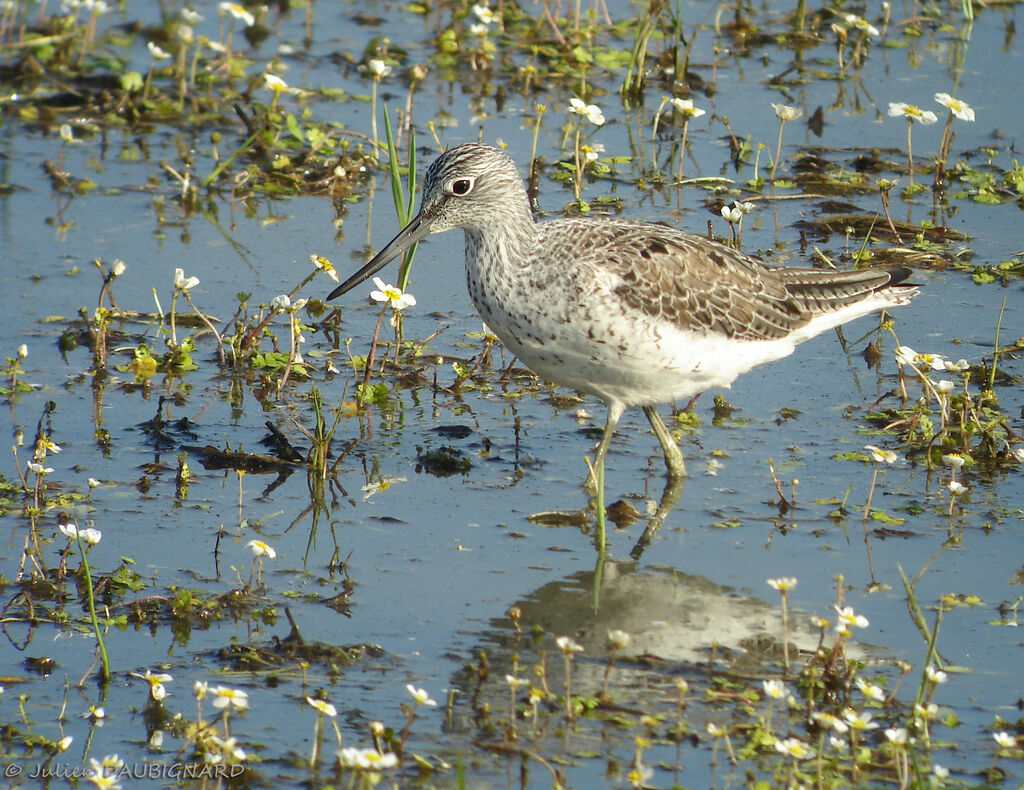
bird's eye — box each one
[450,178,475,196]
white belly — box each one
[476,293,799,409]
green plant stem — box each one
[676,117,691,183]
[988,293,1007,391]
[770,119,786,182]
[934,112,954,186]
[905,118,915,191]
[199,131,258,188]
[529,104,546,178]
[358,306,388,405]
[309,712,322,768]
[572,122,584,202]
[183,291,226,365]
[382,108,418,291]
[76,536,110,683]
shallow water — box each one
[2,0,1023,787]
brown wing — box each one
[586,221,909,341]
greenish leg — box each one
[643,405,686,479]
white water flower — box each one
[774,736,814,759]
[310,254,339,282]
[767,577,797,591]
[338,747,398,769]
[885,727,908,745]
[147,41,171,60]
[173,268,200,291]
[555,635,584,654]
[721,204,742,223]
[842,708,880,731]
[771,103,802,122]
[855,677,885,702]
[835,605,869,630]
[210,685,249,710]
[865,445,897,464]
[247,539,276,558]
[218,2,254,26]
[367,59,391,78]
[934,92,975,122]
[844,13,879,36]
[369,277,416,310]
[406,684,437,706]
[263,73,288,92]
[569,97,605,126]
[307,697,337,717]
[270,293,308,313]
[132,669,172,702]
[888,102,938,125]
[472,3,496,24]
[811,711,849,734]
[208,735,247,763]
[894,345,917,365]
[670,97,706,118]
[59,124,82,144]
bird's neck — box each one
[464,204,538,275]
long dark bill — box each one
[326,214,430,301]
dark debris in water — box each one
[605,498,641,527]
[795,213,969,243]
[23,656,56,677]
[527,509,588,527]
[186,444,303,473]
[136,408,199,450]
[261,421,307,462]
[431,424,474,440]
[416,444,471,476]
[216,640,388,672]
[214,608,391,671]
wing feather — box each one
[550,219,911,341]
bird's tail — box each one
[780,266,918,315]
